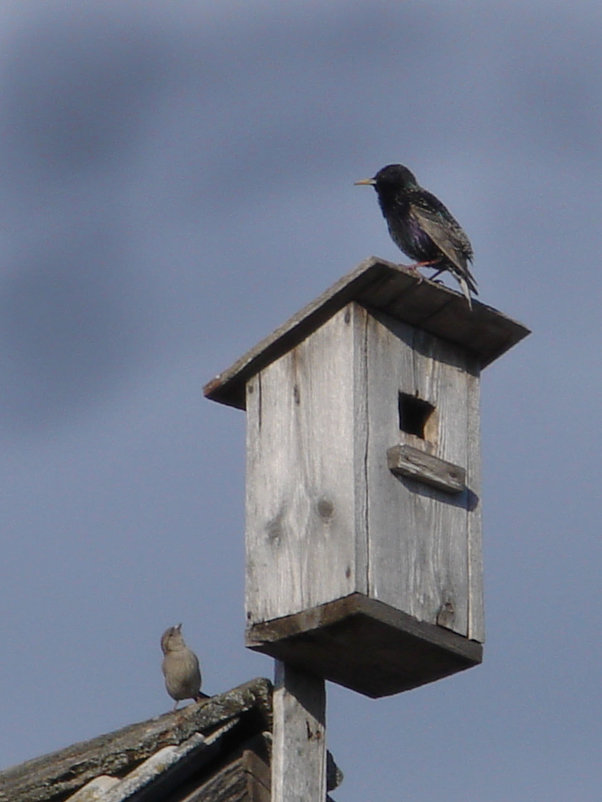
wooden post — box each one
[272,660,326,802]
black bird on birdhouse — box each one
[355,164,477,309]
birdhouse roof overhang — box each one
[204,257,530,410]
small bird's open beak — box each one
[354,177,376,186]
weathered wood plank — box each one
[387,444,466,493]
[184,757,247,802]
[465,357,485,642]
[0,679,272,802]
[271,661,326,802]
[352,305,370,600]
[364,311,474,637]
[245,306,367,624]
[186,742,271,802]
[242,748,271,802]
[247,595,482,698]
[204,257,530,410]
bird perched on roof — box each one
[355,164,477,309]
[161,624,206,711]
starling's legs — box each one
[412,258,445,280]
[414,259,447,282]
[407,258,445,286]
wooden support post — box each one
[272,660,326,802]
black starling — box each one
[355,164,477,308]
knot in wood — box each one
[316,497,334,521]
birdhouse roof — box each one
[204,257,530,410]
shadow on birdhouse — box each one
[205,258,529,698]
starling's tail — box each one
[458,275,473,310]
[464,263,478,295]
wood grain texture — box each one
[184,756,248,802]
[245,305,368,623]
[271,662,326,802]
[387,443,466,493]
[247,595,482,698]
[242,748,271,802]
[364,311,477,637]
[465,358,485,642]
[188,745,271,802]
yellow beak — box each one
[354,177,376,186]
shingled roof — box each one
[0,678,342,802]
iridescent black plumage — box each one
[355,164,477,308]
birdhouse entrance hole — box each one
[398,393,434,439]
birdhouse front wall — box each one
[363,309,483,642]
[244,301,484,644]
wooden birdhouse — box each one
[204,257,529,698]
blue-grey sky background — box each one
[1,2,600,799]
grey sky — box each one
[1,2,600,800]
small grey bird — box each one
[355,164,477,309]
[161,623,205,711]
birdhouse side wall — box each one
[363,310,484,642]
[244,305,368,624]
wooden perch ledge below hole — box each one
[387,444,466,494]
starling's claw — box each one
[402,263,425,285]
